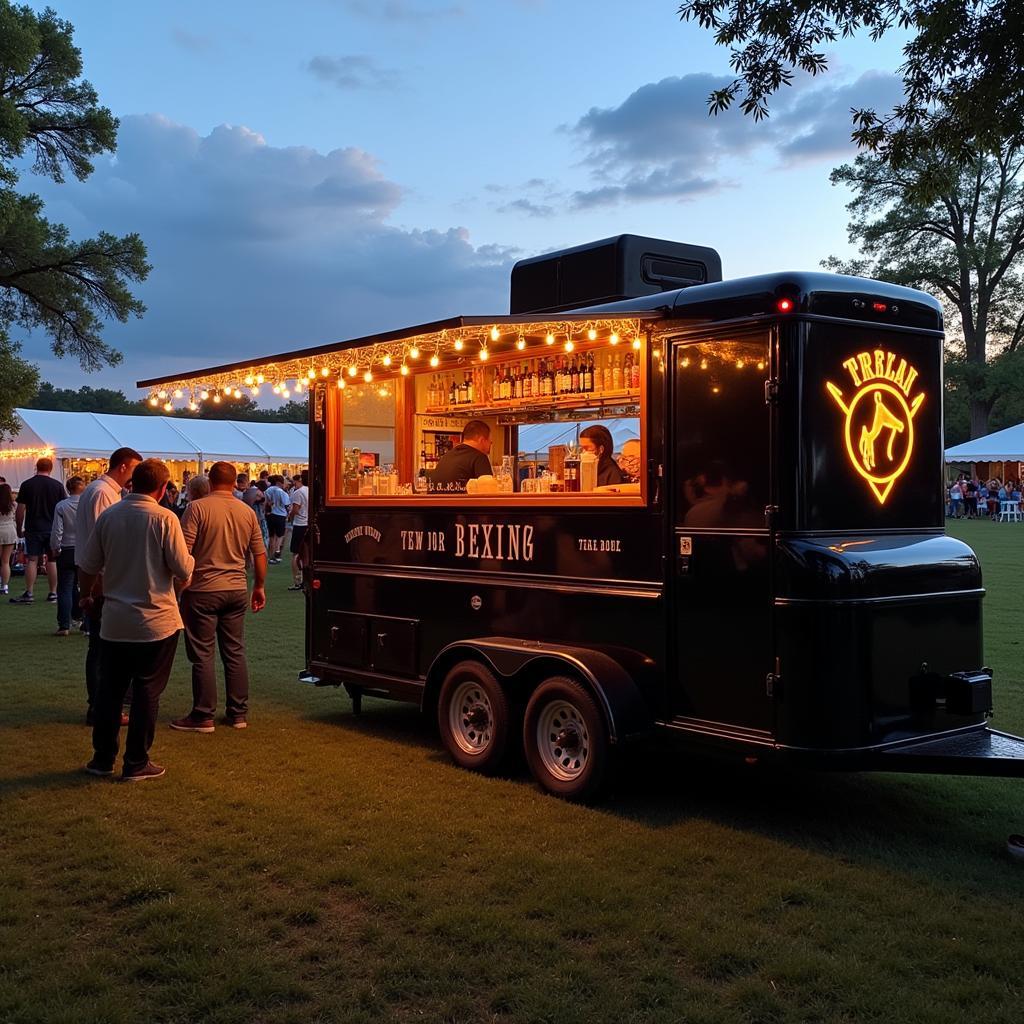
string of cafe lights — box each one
[145,318,647,410]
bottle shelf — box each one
[424,387,641,418]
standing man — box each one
[9,457,66,604]
[264,474,290,564]
[79,459,194,781]
[76,447,142,725]
[49,475,85,636]
[171,461,267,732]
[428,420,493,493]
[288,470,309,592]
[242,475,269,552]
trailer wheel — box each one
[523,676,608,801]
[437,661,511,775]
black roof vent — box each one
[510,234,722,314]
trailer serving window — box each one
[325,321,652,506]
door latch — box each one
[766,656,782,698]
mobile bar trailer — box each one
[140,235,1024,800]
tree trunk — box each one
[969,397,990,439]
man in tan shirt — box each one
[78,459,194,781]
[171,461,267,732]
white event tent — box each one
[0,409,310,489]
[945,422,1024,482]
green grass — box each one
[2,524,1024,1024]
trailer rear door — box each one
[668,330,774,737]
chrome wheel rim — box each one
[536,700,590,782]
[448,680,494,756]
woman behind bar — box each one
[580,425,625,488]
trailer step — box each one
[877,728,1024,777]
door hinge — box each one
[766,657,782,699]
[764,379,779,404]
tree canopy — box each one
[677,0,1024,168]
[0,2,149,436]
[824,149,1024,440]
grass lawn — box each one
[2,523,1024,1024]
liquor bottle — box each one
[448,375,456,406]
[603,353,613,392]
[583,353,593,392]
[530,360,539,398]
[612,355,622,390]
[460,373,468,404]
[630,351,640,389]
[570,357,579,394]
[556,358,565,395]
[514,364,523,400]
[521,362,530,400]
[502,365,511,400]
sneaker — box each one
[71,619,83,629]
[9,592,33,604]
[269,557,280,565]
[83,760,114,777]
[46,592,58,603]
[226,717,248,729]
[170,714,215,733]
[121,761,166,782]
[54,628,70,637]
[287,584,303,591]
[0,585,8,595]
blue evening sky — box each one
[21,0,910,397]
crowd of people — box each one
[947,474,1022,519]
[1,453,309,782]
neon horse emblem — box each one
[858,392,903,471]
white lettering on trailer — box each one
[454,523,534,562]
[577,538,623,553]
[344,525,382,544]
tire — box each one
[437,661,511,775]
[523,676,609,802]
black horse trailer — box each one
[140,235,1024,800]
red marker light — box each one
[872,302,888,313]
[311,578,321,590]
[777,298,794,313]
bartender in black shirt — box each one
[429,420,492,492]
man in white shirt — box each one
[264,475,290,564]
[76,447,142,724]
[79,459,194,782]
[49,475,85,636]
[287,470,310,591]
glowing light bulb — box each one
[294,380,303,393]
[251,386,260,396]
[757,361,766,371]
[382,354,392,367]
[736,359,745,369]
[336,378,345,389]
[712,386,721,394]
[479,348,489,361]
[632,338,642,350]
[163,402,173,412]
[281,389,290,399]
[516,336,526,350]
[158,390,167,399]
[546,333,555,346]
[409,346,420,359]
[173,388,183,399]
[700,359,708,370]
[489,326,500,342]
[200,390,209,400]
[256,373,265,384]
[348,365,357,377]
[233,389,242,399]
[244,375,254,386]
[149,396,158,407]
[610,333,619,346]
[564,340,574,353]
[587,328,597,341]
[307,368,316,380]
[213,394,222,404]
[454,339,464,351]
[430,354,440,368]
[400,364,410,376]
[320,367,329,377]
[189,401,198,411]
[363,370,373,383]
[272,385,280,395]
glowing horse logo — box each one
[826,349,926,505]
[858,392,904,471]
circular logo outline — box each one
[843,380,914,490]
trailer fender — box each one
[424,637,654,743]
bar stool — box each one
[998,500,1022,523]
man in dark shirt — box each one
[11,457,66,604]
[429,420,493,493]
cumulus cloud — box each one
[564,69,904,207]
[23,115,515,392]
[307,55,402,91]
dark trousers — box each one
[182,589,250,720]
[56,548,79,630]
[92,633,179,770]
[84,598,131,710]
